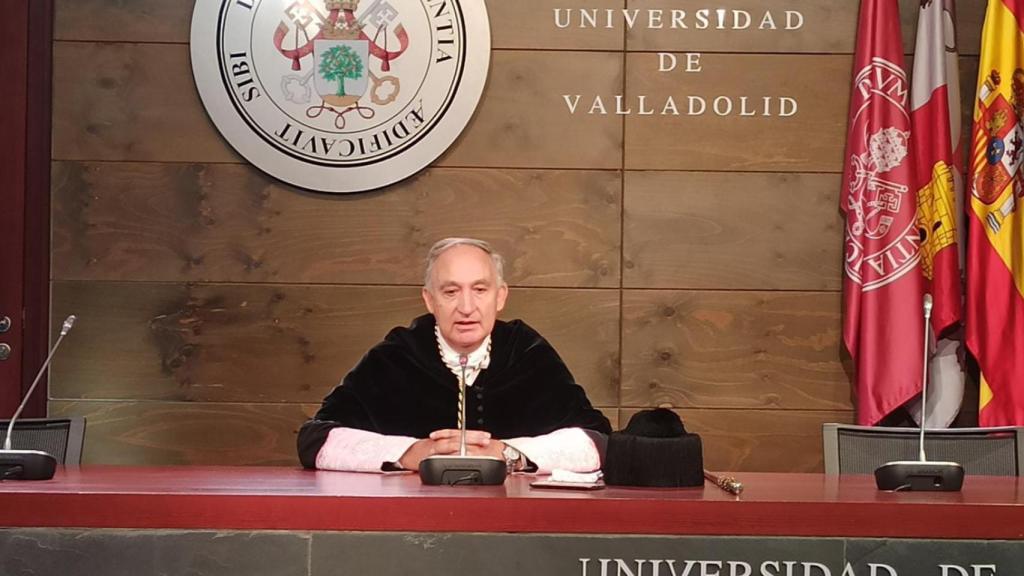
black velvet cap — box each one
[602,409,704,487]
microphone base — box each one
[0,450,58,481]
[874,460,964,491]
[419,455,506,486]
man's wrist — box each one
[502,442,525,472]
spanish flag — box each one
[967,0,1024,426]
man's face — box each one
[422,245,508,354]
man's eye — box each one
[444,290,457,296]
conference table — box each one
[1,467,1022,576]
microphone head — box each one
[923,294,933,313]
[61,315,76,336]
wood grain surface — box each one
[623,0,984,56]
[53,0,982,56]
[621,407,854,473]
[489,0,625,51]
[52,43,624,168]
[50,400,619,466]
[624,0,860,54]
[438,50,625,169]
[55,0,192,43]
[623,171,842,290]
[620,290,848,411]
[51,162,621,287]
[54,0,630,50]
[623,53,851,172]
[51,42,238,163]
[49,400,316,466]
[50,282,621,405]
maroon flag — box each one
[841,0,924,425]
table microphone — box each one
[419,353,506,485]
[1,315,76,481]
[874,296,964,491]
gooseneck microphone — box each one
[1,315,76,480]
[917,294,933,462]
[419,351,506,486]
[874,297,964,491]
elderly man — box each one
[298,237,611,473]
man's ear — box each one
[422,287,436,314]
[496,283,508,313]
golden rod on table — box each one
[704,469,744,495]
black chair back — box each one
[0,417,86,465]
[822,423,1023,476]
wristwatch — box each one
[502,443,523,473]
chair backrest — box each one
[822,423,1024,476]
[0,417,86,465]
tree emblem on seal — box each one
[275,0,409,128]
[319,44,364,98]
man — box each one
[298,237,611,473]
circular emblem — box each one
[987,138,1005,166]
[843,58,919,291]
[190,0,490,193]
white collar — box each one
[435,325,491,385]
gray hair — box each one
[423,237,506,289]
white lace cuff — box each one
[315,427,417,472]
[505,427,600,474]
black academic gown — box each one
[297,314,611,468]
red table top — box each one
[1,466,1022,539]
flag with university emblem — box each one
[967,0,1024,426]
[841,0,924,426]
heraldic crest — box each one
[273,0,410,128]
[973,68,1024,234]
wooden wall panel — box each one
[54,0,192,43]
[50,400,316,466]
[623,54,851,172]
[54,0,985,55]
[620,290,849,411]
[623,0,984,56]
[52,401,619,466]
[488,0,625,50]
[505,289,621,405]
[624,171,842,290]
[600,407,620,431]
[53,43,623,169]
[51,42,237,163]
[625,0,858,54]
[438,50,624,169]
[52,162,621,287]
[622,408,854,473]
[54,0,628,50]
[960,56,980,143]
[50,282,620,406]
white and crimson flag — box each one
[967,0,1024,426]
[912,0,964,334]
[910,0,965,427]
[842,0,924,425]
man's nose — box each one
[456,291,474,313]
